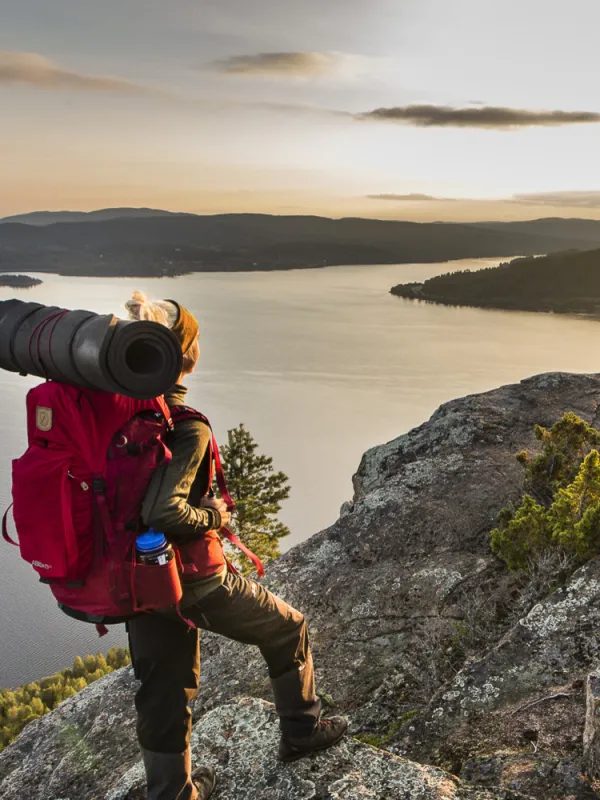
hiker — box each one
[124,292,348,800]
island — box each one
[391,247,600,315]
[0,275,42,289]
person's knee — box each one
[137,712,190,753]
[274,608,310,654]
[286,607,307,636]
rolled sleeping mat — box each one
[0,299,183,400]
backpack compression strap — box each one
[170,405,265,578]
[2,504,18,547]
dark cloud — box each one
[0,50,153,93]
[367,193,458,202]
[211,51,341,77]
[512,191,600,208]
[356,104,600,129]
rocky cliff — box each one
[2,372,600,800]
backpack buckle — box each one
[92,478,106,494]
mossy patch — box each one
[355,710,419,750]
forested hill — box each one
[391,247,600,314]
[471,217,600,243]
[2,212,600,277]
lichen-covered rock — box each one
[107,698,529,800]
[2,372,600,799]
[0,667,139,799]
[397,557,600,798]
[584,673,600,779]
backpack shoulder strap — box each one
[169,405,229,499]
[169,405,210,428]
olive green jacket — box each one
[141,385,227,600]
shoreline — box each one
[390,285,600,322]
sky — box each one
[2,0,600,221]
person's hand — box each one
[200,496,231,528]
[218,509,232,528]
[200,495,227,513]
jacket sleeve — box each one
[141,420,222,538]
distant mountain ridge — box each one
[1,210,600,276]
[472,217,600,243]
[0,208,187,226]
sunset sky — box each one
[3,0,600,221]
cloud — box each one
[512,191,600,208]
[367,193,458,202]
[368,190,600,210]
[211,51,342,77]
[0,52,345,115]
[356,104,600,129]
[0,51,154,94]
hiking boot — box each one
[140,748,214,800]
[123,767,215,800]
[279,716,348,762]
[191,766,216,800]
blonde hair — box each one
[125,291,200,375]
[125,291,178,328]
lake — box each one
[2,257,600,687]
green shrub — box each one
[491,413,600,572]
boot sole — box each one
[279,724,348,763]
[195,779,216,800]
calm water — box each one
[2,257,600,687]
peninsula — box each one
[391,247,600,315]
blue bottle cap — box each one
[136,530,167,553]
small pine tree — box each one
[106,647,130,670]
[30,697,44,717]
[71,678,89,693]
[83,655,98,674]
[491,413,600,572]
[550,449,600,558]
[72,656,85,679]
[219,423,291,574]
[490,494,553,571]
[518,412,600,503]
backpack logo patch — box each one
[32,560,52,570]
[36,406,53,432]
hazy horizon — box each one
[5,206,600,227]
[4,0,600,223]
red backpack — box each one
[2,381,264,634]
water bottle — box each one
[136,529,175,567]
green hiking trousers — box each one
[127,570,322,754]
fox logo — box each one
[36,407,53,432]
